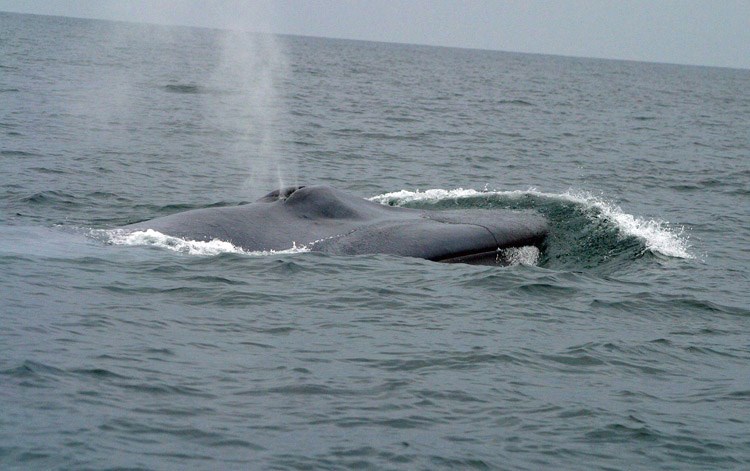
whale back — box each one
[122,185,548,264]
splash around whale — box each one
[122,185,548,265]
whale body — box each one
[123,185,548,265]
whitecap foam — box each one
[500,246,541,266]
[370,188,692,259]
[104,229,309,256]
[370,188,487,204]
[559,190,692,259]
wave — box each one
[370,187,693,267]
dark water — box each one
[2,12,749,470]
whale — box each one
[123,185,548,265]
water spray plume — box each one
[203,3,295,197]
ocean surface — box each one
[1,12,749,470]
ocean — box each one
[1,11,749,470]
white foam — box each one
[500,246,541,266]
[370,188,692,259]
[105,229,309,256]
[560,190,693,259]
[370,187,535,205]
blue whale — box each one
[123,185,548,265]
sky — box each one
[1,0,748,70]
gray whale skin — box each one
[124,185,548,265]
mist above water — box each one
[205,26,295,195]
[68,4,296,199]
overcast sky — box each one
[1,0,748,69]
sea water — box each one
[1,12,749,470]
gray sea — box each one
[1,12,749,470]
